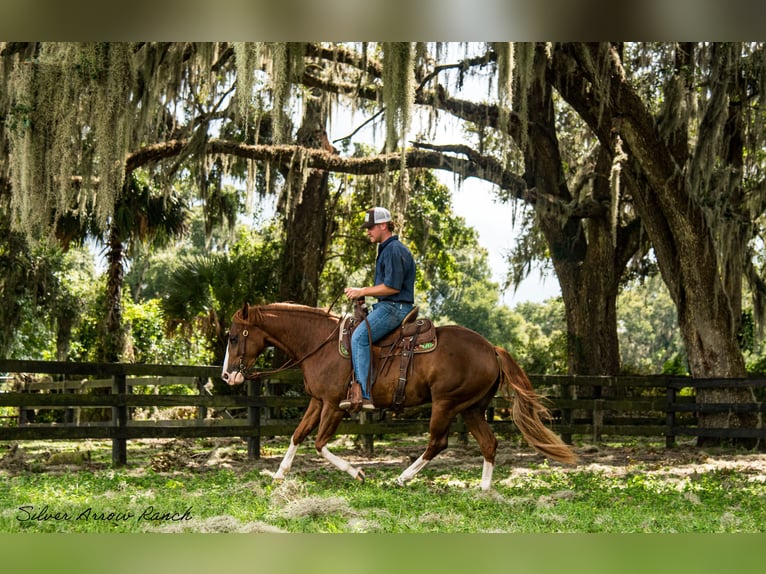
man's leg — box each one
[354,302,412,404]
[337,324,373,411]
[349,321,373,399]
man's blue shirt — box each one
[375,235,416,304]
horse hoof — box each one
[355,469,365,483]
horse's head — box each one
[221,303,268,385]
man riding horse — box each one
[340,206,416,412]
[220,208,576,488]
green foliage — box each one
[0,220,53,358]
[513,299,568,374]
[318,169,379,306]
[0,229,99,361]
[122,298,210,365]
[405,170,481,306]
[155,222,282,364]
[617,274,686,374]
[661,354,690,376]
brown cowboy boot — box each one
[339,380,363,413]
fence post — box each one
[196,377,208,421]
[666,384,677,448]
[592,399,604,443]
[456,413,468,445]
[111,374,127,466]
[247,377,261,459]
[361,411,374,454]
[17,376,30,425]
[561,380,573,444]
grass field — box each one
[1,435,765,533]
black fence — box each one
[1,360,764,465]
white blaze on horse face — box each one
[221,344,244,385]
[221,344,231,381]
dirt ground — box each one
[152,435,766,485]
[3,435,766,484]
[327,437,766,483]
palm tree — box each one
[99,173,187,362]
[161,240,281,392]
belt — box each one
[374,301,414,309]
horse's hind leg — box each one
[396,401,453,486]
[274,397,322,480]
[315,403,365,482]
[461,406,498,490]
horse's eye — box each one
[229,334,238,345]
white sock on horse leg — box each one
[274,439,299,479]
[396,455,430,486]
[321,446,361,479]
[480,460,494,491]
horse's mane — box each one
[235,302,340,325]
[263,302,339,318]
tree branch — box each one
[125,138,606,219]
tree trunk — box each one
[101,224,126,363]
[272,97,336,399]
[526,45,637,379]
[277,98,336,306]
[277,170,333,306]
[563,42,758,446]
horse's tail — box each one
[495,346,577,465]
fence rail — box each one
[1,359,764,465]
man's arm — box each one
[344,284,399,299]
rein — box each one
[232,306,341,379]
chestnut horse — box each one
[221,302,576,490]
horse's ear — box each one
[241,302,250,320]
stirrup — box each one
[361,399,376,411]
[340,380,363,412]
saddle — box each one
[339,306,437,358]
[339,304,437,412]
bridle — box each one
[230,307,341,380]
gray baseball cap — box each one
[361,207,392,228]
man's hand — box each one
[344,287,365,299]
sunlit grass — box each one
[1,437,765,533]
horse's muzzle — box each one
[221,370,246,386]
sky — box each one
[445,175,561,307]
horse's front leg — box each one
[396,401,453,486]
[316,403,365,482]
[274,397,322,480]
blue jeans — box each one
[351,301,413,399]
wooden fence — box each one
[1,359,765,465]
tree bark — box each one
[525,45,638,378]
[101,223,126,363]
[555,42,757,445]
[276,98,337,307]
[277,169,333,306]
